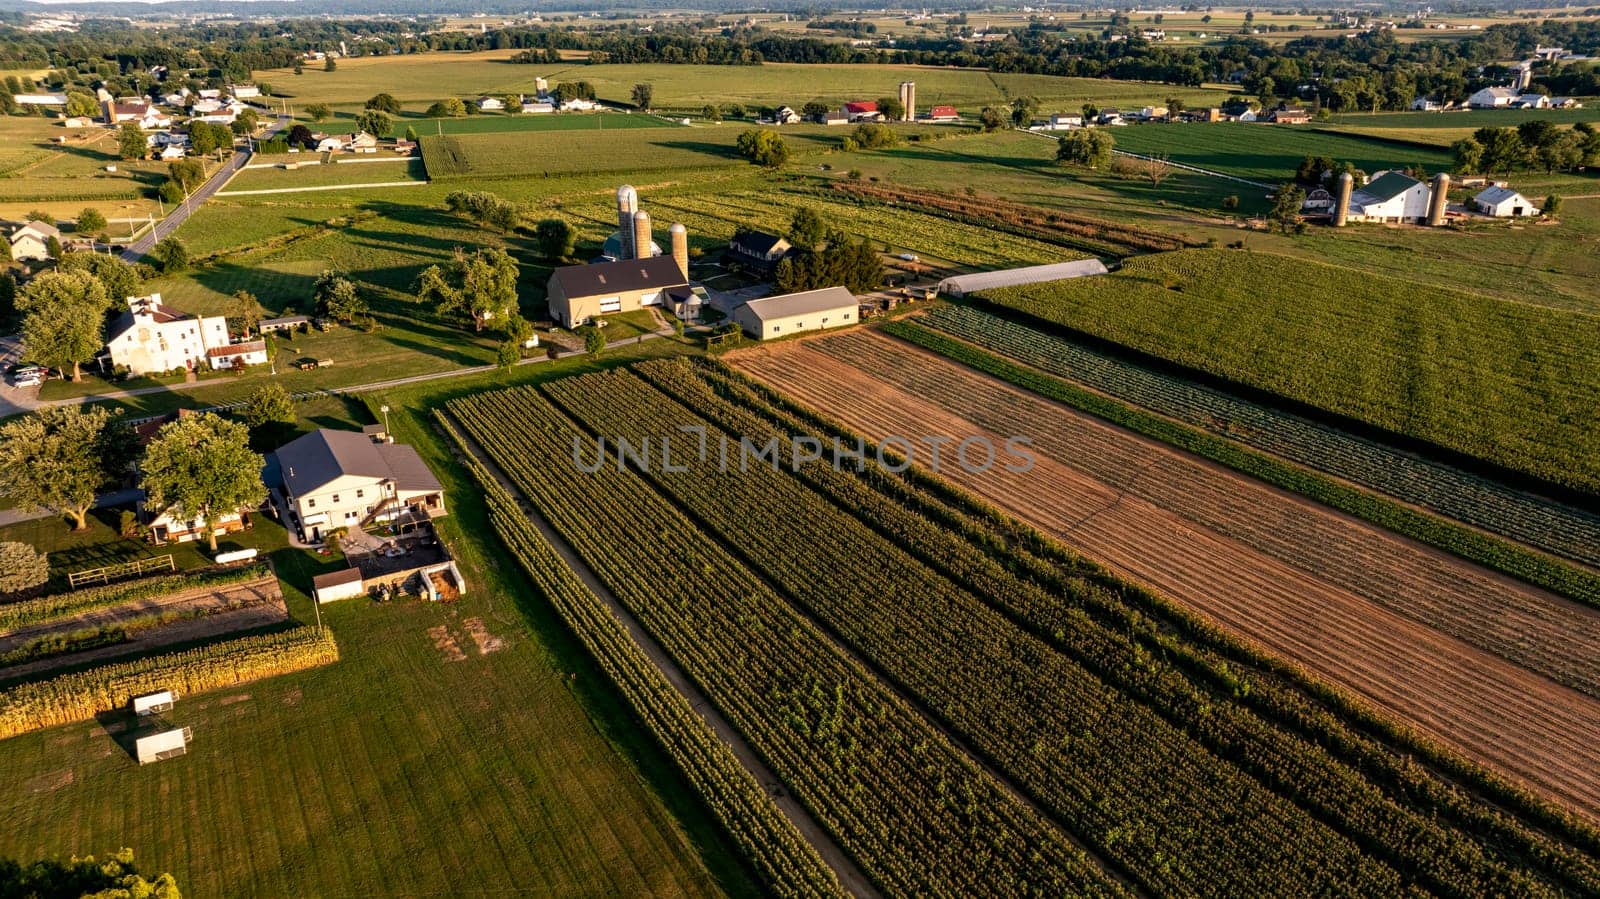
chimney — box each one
[1427,172,1450,226]
[632,210,652,261]
[669,223,688,280]
[1334,172,1353,227]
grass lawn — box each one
[1106,122,1455,182]
[379,110,681,137]
[0,347,759,896]
[596,309,664,342]
[223,157,427,192]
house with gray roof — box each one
[1472,185,1539,217]
[272,428,445,543]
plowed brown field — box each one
[728,330,1600,824]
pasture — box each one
[1106,122,1454,182]
[977,247,1600,494]
[223,157,427,192]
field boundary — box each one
[216,180,430,197]
[1014,127,1272,187]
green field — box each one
[223,157,428,192]
[0,347,761,897]
[384,110,680,136]
[1107,122,1455,182]
[979,248,1600,494]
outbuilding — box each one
[546,256,688,328]
[935,259,1109,298]
[313,567,365,603]
[1473,186,1540,217]
[734,286,857,340]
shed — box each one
[258,315,310,334]
[313,567,365,603]
[131,690,175,716]
[133,720,192,765]
[734,286,857,339]
[1472,186,1539,217]
[936,259,1109,298]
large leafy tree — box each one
[0,541,49,596]
[305,102,332,122]
[65,91,98,118]
[148,237,189,273]
[313,270,368,323]
[18,269,110,381]
[354,109,390,137]
[631,82,653,111]
[1270,183,1307,232]
[141,413,266,552]
[1056,129,1115,169]
[117,123,147,160]
[0,848,180,898]
[227,290,264,336]
[57,251,141,304]
[365,92,401,115]
[0,406,136,530]
[534,218,576,261]
[735,128,790,168]
[787,206,827,252]
[75,207,107,236]
[416,248,519,332]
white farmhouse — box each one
[1345,171,1432,224]
[272,428,447,543]
[1472,186,1540,217]
[104,294,229,375]
[9,220,61,261]
[477,96,504,111]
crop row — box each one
[433,413,847,899]
[918,304,1600,571]
[691,353,1600,883]
[0,625,338,740]
[448,387,1126,899]
[0,564,276,635]
[636,356,1600,897]
[544,368,1432,898]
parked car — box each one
[898,253,920,262]
[11,365,44,388]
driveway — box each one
[0,335,40,419]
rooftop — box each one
[740,286,857,322]
[1352,171,1424,204]
[551,255,686,299]
[275,429,443,497]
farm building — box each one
[936,259,1110,298]
[521,100,554,114]
[9,220,61,262]
[258,315,310,334]
[477,96,504,112]
[925,105,960,122]
[1266,107,1310,124]
[142,501,248,545]
[734,286,858,340]
[1513,94,1551,109]
[103,294,229,376]
[207,339,268,370]
[1473,186,1540,217]
[133,720,192,765]
[726,231,794,276]
[313,568,365,603]
[103,98,151,123]
[1345,171,1433,224]
[272,428,447,544]
[231,84,261,99]
[822,111,849,125]
[14,93,67,107]
[546,256,688,327]
[1468,87,1519,108]
[1040,113,1082,130]
[843,101,881,122]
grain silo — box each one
[632,210,653,262]
[1334,172,1353,227]
[669,222,689,279]
[899,81,916,121]
[1427,172,1450,226]
[616,185,639,259]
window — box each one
[772,325,781,333]
[356,489,365,499]
[332,495,340,503]
[843,312,853,320]
[307,499,316,508]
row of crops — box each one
[916,304,1600,570]
[446,387,1127,898]
[434,415,847,899]
[451,359,1600,897]
[890,312,1600,612]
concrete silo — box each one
[632,210,653,262]
[899,81,916,122]
[1427,173,1450,226]
[616,185,639,259]
[1334,172,1353,227]
[669,222,689,279]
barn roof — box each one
[740,286,856,323]
[550,256,686,299]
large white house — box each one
[9,220,61,261]
[273,429,447,543]
[1473,186,1540,217]
[104,294,229,375]
[1345,171,1433,224]
[1468,87,1519,108]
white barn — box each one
[1345,171,1432,224]
[104,294,229,375]
[733,286,858,340]
[1473,186,1539,217]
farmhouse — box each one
[936,259,1110,298]
[316,136,343,153]
[546,256,689,328]
[1468,87,1519,108]
[477,96,504,111]
[1345,171,1432,223]
[159,145,187,161]
[1266,107,1311,124]
[104,293,229,375]
[103,99,151,123]
[9,220,61,261]
[273,428,446,544]
[1473,186,1540,217]
[772,106,802,124]
[347,131,378,151]
[1411,97,1444,111]
[726,230,794,276]
[733,286,858,340]
[1041,113,1083,130]
[925,105,960,122]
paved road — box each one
[121,114,290,262]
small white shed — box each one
[313,567,365,603]
[134,724,192,765]
[131,690,175,716]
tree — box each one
[496,339,520,368]
[404,125,420,142]
[978,107,1005,132]
[0,848,181,898]
[168,157,205,191]
[631,82,654,111]
[355,109,390,137]
[1010,95,1040,128]
[701,103,722,122]
[313,270,367,323]
[735,128,791,168]
[18,269,109,382]
[25,210,53,224]
[1270,183,1306,233]
[231,107,260,135]
[425,97,467,118]
[324,55,337,72]
[141,413,266,552]
[288,123,315,148]
[65,91,98,118]
[227,290,264,336]
[57,251,140,304]
[877,95,905,122]
[1165,96,1186,116]
[1081,102,1100,123]
[1056,129,1115,169]
[1474,127,1526,177]
[305,103,333,122]
[365,92,401,115]
[1144,152,1174,187]
[801,100,830,121]
[242,382,296,431]
[148,237,189,273]
[1535,131,1583,174]
[0,406,135,530]
[583,327,606,356]
[443,190,518,230]
[848,123,897,150]
[788,206,827,251]
[1543,194,1562,218]
[117,123,147,160]
[415,248,520,332]
[0,542,48,596]
[534,218,576,261]
[75,207,106,236]
[1451,137,1483,174]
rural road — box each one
[121,113,289,261]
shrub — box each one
[0,542,49,596]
